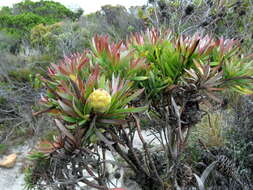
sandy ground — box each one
[0,130,161,190]
[0,144,31,190]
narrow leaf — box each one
[193,174,205,190]
[55,119,76,144]
[201,161,218,184]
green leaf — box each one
[66,125,76,130]
[130,76,149,81]
[119,88,144,107]
[57,91,72,101]
[113,106,148,114]
[58,99,76,116]
[109,82,132,110]
[83,125,95,142]
[47,91,55,99]
[72,97,85,118]
[55,119,76,144]
[78,119,88,126]
[83,100,92,114]
[98,75,106,89]
[62,115,80,123]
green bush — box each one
[30,22,63,52]
[26,29,253,190]
[12,0,82,21]
[8,68,34,82]
[0,12,46,37]
[0,0,83,40]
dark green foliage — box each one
[8,68,34,82]
[0,6,11,16]
[0,32,18,52]
[24,167,35,190]
[224,96,253,179]
[0,0,83,38]
[0,1,253,190]
[12,0,81,21]
[24,152,50,190]
[0,12,46,37]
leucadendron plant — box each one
[37,52,146,151]
[127,29,253,99]
[91,34,149,82]
[123,29,253,189]
[27,29,253,190]
[27,51,147,190]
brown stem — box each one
[163,108,174,160]
[112,143,139,174]
[84,165,99,182]
[166,123,174,160]
[133,114,165,190]
[32,106,55,116]
[101,148,106,178]
[121,127,150,176]
[171,96,183,143]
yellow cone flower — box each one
[87,89,111,113]
[69,74,77,82]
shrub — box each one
[0,0,83,45]
[27,29,253,190]
[192,112,226,147]
[12,0,82,21]
[139,0,253,55]
[0,12,47,37]
[30,21,90,57]
[8,68,34,82]
[30,22,63,53]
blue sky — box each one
[0,0,147,14]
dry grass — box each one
[192,112,226,147]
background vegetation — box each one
[0,0,253,189]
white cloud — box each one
[0,0,147,14]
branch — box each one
[112,143,139,174]
[132,114,164,189]
[121,126,150,176]
[32,106,55,116]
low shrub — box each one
[26,29,253,190]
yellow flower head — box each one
[69,74,77,82]
[87,89,111,113]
